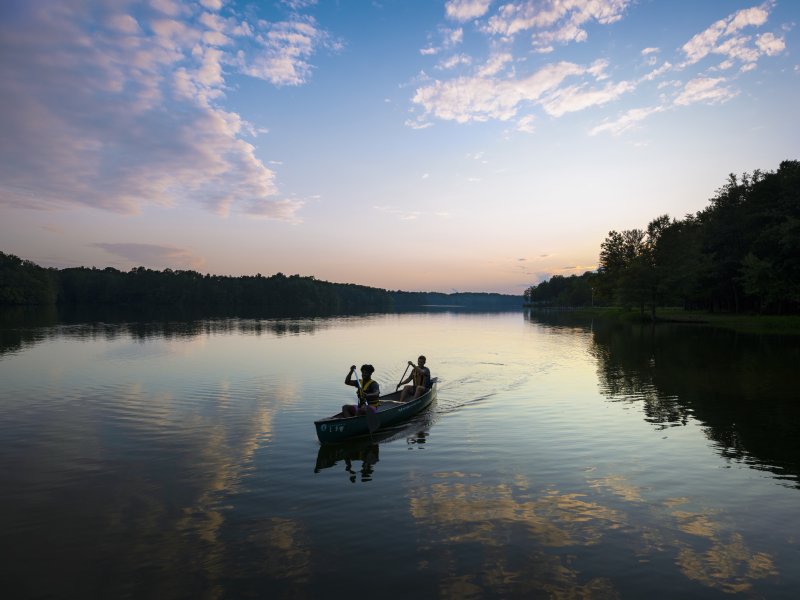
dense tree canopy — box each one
[0,253,520,314]
[526,160,800,315]
[523,272,596,308]
[0,258,394,313]
[0,253,57,305]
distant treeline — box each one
[0,253,521,314]
[391,291,521,310]
[525,159,800,316]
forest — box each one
[0,254,520,314]
[525,160,800,316]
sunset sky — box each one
[1,0,798,294]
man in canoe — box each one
[399,355,431,402]
[342,364,381,417]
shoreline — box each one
[525,306,800,335]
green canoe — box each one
[314,378,437,443]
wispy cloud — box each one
[485,0,631,52]
[93,242,207,271]
[0,0,328,219]
[437,53,472,70]
[446,0,493,23]
[540,79,635,117]
[674,77,738,106]
[589,106,665,136]
[373,205,423,220]
[373,205,449,221]
[679,1,783,71]
[421,26,465,56]
[410,2,634,127]
[411,0,785,135]
[516,115,536,133]
[641,61,673,82]
[238,15,338,86]
[411,56,632,126]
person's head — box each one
[417,355,426,366]
[360,364,375,376]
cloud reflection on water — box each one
[408,470,778,597]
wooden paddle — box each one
[396,362,411,393]
[352,366,380,433]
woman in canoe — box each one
[342,364,380,417]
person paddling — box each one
[399,355,431,402]
[342,364,380,417]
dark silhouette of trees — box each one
[0,252,57,305]
[0,255,392,313]
[526,160,799,316]
[0,252,521,313]
[392,291,521,311]
[523,272,596,308]
[698,162,800,312]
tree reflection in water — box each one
[528,311,800,488]
[580,323,800,487]
[525,312,800,487]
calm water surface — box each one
[1,309,799,599]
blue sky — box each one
[1,0,797,293]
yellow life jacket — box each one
[358,378,379,405]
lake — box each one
[1,308,799,599]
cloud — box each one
[150,0,185,18]
[589,106,665,136]
[445,0,493,23]
[485,0,631,52]
[0,0,320,219]
[404,118,435,130]
[641,47,660,66]
[412,76,520,124]
[476,52,513,77]
[411,60,613,124]
[282,0,318,9]
[373,204,451,221]
[516,115,536,133]
[540,79,635,117]
[412,2,640,127]
[674,77,738,106]
[414,1,786,133]
[641,61,673,82]
[755,32,785,56]
[560,264,597,273]
[93,243,207,271]
[421,26,464,56]
[679,2,781,71]
[600,67,740,120]
[237,15,335,86]
[438,53,472,70]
